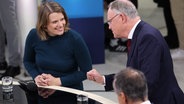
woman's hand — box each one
[38,88,55,98]
[41,73,61,86]
[35,74,61,98]
[34,74,49,86]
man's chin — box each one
[113,35,119,38]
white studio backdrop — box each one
[17,0,38,58]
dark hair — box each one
[36,2,70,40]
[113,67,148,102]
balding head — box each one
[113,67,148,102]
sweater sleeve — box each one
[23,29,40,79]
[61,30,93,86]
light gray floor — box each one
[13,0,184,103]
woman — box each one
[23,2,92,104]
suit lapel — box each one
[127,21,145,65]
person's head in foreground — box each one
[113,67,150,104]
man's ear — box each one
[119,13,127,23]
[120,92,125,98]
[118,92,126,104]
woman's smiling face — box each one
[46,12,66,36]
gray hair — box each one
[113,67,148,102]
[109,0,139,19]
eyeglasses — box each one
[106,14,119,25]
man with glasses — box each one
[87,0,184,104]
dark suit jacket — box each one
[104,21,184,104]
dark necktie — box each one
[127,39,131,53]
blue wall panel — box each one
[69,17,104,64]
[55,0,103,18]
[55,0,105,64]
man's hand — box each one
[87,69,104,84]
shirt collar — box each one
[141,100,152,104]
[128,20,141,39]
